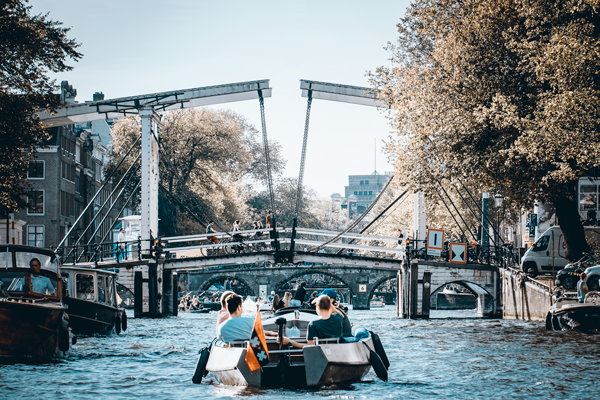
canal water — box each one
[2,307,600,399]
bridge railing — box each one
[56,238,161,265]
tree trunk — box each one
[553,181,590,261]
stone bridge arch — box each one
[367,275,397,305]
[273,269,355,300]
[196,275,256,297]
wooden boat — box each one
[546,292,600,332]
[61,266,127,335]
[199,308,389,388]
[0,245,70,358]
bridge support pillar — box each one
[134,270,143,318]
[422,270,432,319]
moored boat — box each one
[546,292,600,332]
[61,266,127,335]
[0,245,70,358]
[199,308,389,388]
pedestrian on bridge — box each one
[206,221,218,245]
[233,220,244,250]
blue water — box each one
[1,307,599,399]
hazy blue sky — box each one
[30,0,411,197]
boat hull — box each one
[206,337,373,388]
[552,304,600,332]
[0,300,66,358]
[64,297,121,335]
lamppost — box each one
[494,192,504,267]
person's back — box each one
[293,282,306,303]
[217,292,254,343]
[307,312,342,341]
[218,316,254,343]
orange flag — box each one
[245,309,270,371]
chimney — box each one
[93,92,105,101]
[60,81,77,104]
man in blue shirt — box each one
[217,294,255,343]
[17,258,55,295]
[280,295,342,349]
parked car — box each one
[555,253,599,290]
[577,264,600,302]
[521,226,600,275]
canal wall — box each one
[500,268,551,321]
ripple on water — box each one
[1,307,600,399]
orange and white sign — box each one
[449,243,467,264]
[427,229,444,256]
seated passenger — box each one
[29,258,55,295]
[272,294,285,311]
[319,289,353,337]
[217,293,254,343]
[216,290,235,332]
[280,295,342,349]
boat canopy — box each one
[0,245,59,274]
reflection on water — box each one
[1,306,600,399]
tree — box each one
[0,0,82,212]
[370,0,600,260]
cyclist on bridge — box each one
[206,221,218,245]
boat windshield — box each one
[14,251,58,274]
[75,273,95,301]
[0,270,58,296]
[1,271,26,293]
[97,275,116,306]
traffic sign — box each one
[449,243,467,264]
[530,214,538,227]
[427,229,444,256]
[359,284,367,293]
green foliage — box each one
[0,0,81,212]
[370,0,600,259]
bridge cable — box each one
[57,135,142,251]
[258,89,280,251]
[454,177,501,242]
[290,89,313,252]
[452,186,496,246]
[77,162,142,262]
[335,189,408,255]
[97,181,142,250]
[65,153,142,260]
[432,184,469,241]
[434,179,478,242]
[311,174,395,253]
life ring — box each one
[115,314,122,334]
[369,332,390,370]
[121,311,128,331]
[192,346,211,384]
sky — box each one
[29,0,411,198]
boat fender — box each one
[115,314,122,335]
[121,311,128,331]
[551,315,561,331]
[59,327,70,353]
[369,331,390,370]
[545,313,553,331]
[363,342,388,382]
[192,346,211,384]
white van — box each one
[521,226,600,275]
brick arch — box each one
[197,275,256,296]
[273,269,355,298]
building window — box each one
[360,180,364,185]
[365,180,369,185]
[75,171,81,193]
[354,191,358,195]
[61,191,75,217]
[369,191,373,195]
[579,179,599,212]
[27,190,44,215]
[27,161,45,179]
[61,161,75,182]
[359,191,363,195]
[27,225,44,247]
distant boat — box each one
[0,245,70,358]
[370,297,385,307]
[61,266,127,335]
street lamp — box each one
[494,192,504,266]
